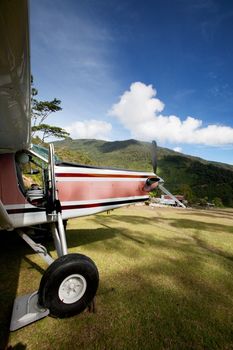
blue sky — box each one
[31,0,233,164]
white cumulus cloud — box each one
[66,119,112,140]
[109,82,233,146]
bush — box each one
[212,197,224,208]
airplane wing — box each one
[0,0,31,153]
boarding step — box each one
[10,291,49,331]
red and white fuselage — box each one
[56,163,153,220]
[0,153,155,229]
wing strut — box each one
[151,141,186,208]
[48,144,68,256]
[158,183,186,208]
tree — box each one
[178,184,195,204]
[212,197,224,208]
[31,76,70,142]
[32,124,70,142]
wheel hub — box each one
[58,274,87,304]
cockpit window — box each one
[31,144,60,163]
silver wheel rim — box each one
[58,274,87,304]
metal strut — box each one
[17,230,54,265]
[158,183,186,208]
[50,214,68,257]
[48,143,68,257]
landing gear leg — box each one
[50,213,68,257]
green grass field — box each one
[1,206,233,349]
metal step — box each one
[10,291,49,331]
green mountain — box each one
[54,138,233,206]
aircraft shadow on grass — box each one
[0,233,27,349]
[26,212,233,347]
[181,209,233,221]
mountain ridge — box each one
[54,138,233,170]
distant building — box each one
[159,195,185,206]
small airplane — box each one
[0,0,184,331]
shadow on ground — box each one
[4,208,233,349]
[0,232,27,349]
[20,210,233,350]
[181,209,233,220]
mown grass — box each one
[1,206,233,349]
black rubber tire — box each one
[38,253,99,318]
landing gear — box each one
[38,253,99,318]
[10,144,99,330]
[39,144,99,318]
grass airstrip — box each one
[1,206,233,349]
